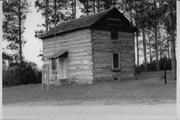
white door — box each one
[57,57,67,79]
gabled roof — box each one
[40,7,135,39]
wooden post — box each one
[41,65,44,91]
[0,0,3,119]
[176,1,180,119]
[47,61,50,92]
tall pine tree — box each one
[3,0,30,67]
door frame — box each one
[57,57,67,79]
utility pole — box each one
[176,1,180,119]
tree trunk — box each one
[169,4,176,80]
[97,0,100,12]
[73,0,76,18]
[167,31,170,59]
[45,0,49,32]
[136,31,139,67]
[134,20,139,67]
[86,0,89,15]
[142,27,147,71]
[148,31,152,63]
[154,25,160,71]
[54,0,57,27]
[18,0,23,68]
[93,0,95,13]
[158,27,163,59]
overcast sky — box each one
[23,1,44,68]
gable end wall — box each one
[91,29,135,82]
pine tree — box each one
[35,0,73,37]
[3,0,30,66]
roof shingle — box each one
[40,7,116,39]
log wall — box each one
[43,29,93,84]
[91,30,135,82]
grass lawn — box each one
[3,70,176,106]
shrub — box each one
[19,61,41,84]
[159,58,171,70]
[134,66,141,75]
[3,66,21,87]
[139,58,172,72]
[3,61,42,87]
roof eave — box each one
[40,26,91,40]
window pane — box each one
[51,58,57,70]
[113,53,119,69]
[111,30,118,39]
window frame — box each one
[111,29,118,39]
[112,52,121,70]
[50,58,57,71]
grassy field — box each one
[3,70,176,106]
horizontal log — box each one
[68,63,93,67]
[69,56,92,61]
[70,47,92,53]
[69,53,92,59]
[72,75,93,79]
[94,73,113,78]
[65,41,91,47]
[68,65,93,70]
[43,41,92,50]
[68,71,93,76]
[69,59,93,65]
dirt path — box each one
[3,104,176,120]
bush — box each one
[3,61,42,87]
[139,58,172,72]
[19,61,41,84]
[3,66,21,87]
[134,66,141,75]
[159,58,171,70]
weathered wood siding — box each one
[43,29,93,84]
[92,30,135,82]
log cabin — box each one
[40,7,136,86]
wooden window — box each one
[112,53,120,70]
[107,18,121,26]
[51,58,57,70]
[111,29,118,39]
